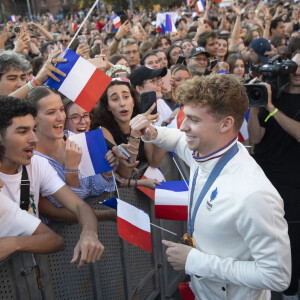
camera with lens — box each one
[244,55,297,107]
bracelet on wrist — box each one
[128,135,141,143]
[27,81,34,90]
[134,179,138,188]
[127,147,139,155]
[128,142,139,150]
[114,36,121,42]
[65,167,79,172]
[264,108,278,123]
[128,178,131,187]
[32,78,40,87]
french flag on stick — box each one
[137,166,165,201]
[45,49,112,112]
[68,129,112,178]
[178,282,195,300]
[195,0,205,14]
[10,15,18,22]
[165,14,177,33]
[155,181,189,221]
[167,107,185,129]
[112,14,121,29]
[102,198,152,252]
[238,108,250,142]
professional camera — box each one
[244,55,297,107]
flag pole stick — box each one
[150,223,177,236]
[112,171,120,199]
[67,0,100,51]
[171,155,189,189]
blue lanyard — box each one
[187,143,239,236]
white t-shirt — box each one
[0,192,41,237]
[0,155,65,217]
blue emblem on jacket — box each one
[206,187,218,211]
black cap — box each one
[188,46,210,58]
[129,66,168,88]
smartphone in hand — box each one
[140,91,157,115]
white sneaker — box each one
[282,294,299,300]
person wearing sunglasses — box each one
[57,33,70,50]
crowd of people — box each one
[0,0,299,299]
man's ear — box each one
[220,116,234,133]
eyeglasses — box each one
[67,114,92,124]
[59,39,69,43]
[145,77,162,85]
[171,51,183,57]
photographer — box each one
[248,50,300,299]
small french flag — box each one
[186,0,193,6]
[102,198,152,252]
[167,107,185,129]
[178,282,195,300]
[45,49,112,113]
[10,15,18,22]
[195,0,205,14]
[155,181,189,221]
[238,109,249,142]
[165,14,177,33]
[137,166,165,201]
[68,129,112,178]
[112,14,121,29]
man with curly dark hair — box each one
[0,96,104,268]
[130,73,291,300]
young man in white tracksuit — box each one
[130,74,291,300]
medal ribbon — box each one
[187,143,239,236]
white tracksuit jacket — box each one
[151,127,291,300]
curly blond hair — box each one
[175,74,248,132]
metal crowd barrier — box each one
[0,153,189,300]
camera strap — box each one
[20,166,30,211]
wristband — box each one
[114,36,121,42]
[264,108,278,123]
[27,81,34,90]
[128,178,131,187]
[65,167,78,172]
[32,78,39,87]
[134,179,138,188]
[128,135,141,143]
[127,147,138,155]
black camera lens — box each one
[250,88,262,101]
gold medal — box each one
[182,233,196,248]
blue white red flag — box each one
[186,0,194,6]
[137,166,165,201]
[155,181,189,221]
[102,198,152,252]
[195,0,205,13]
[167,107,185,129]
[178,282,195,300]
[165,14,177,33]
[45,49,111,112]
[68,129,112,178]
[112,14,121,29]
[10,15,18,22]
[238,108,250,142]
[156,13,178,35]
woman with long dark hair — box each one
[92,79,166,178]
